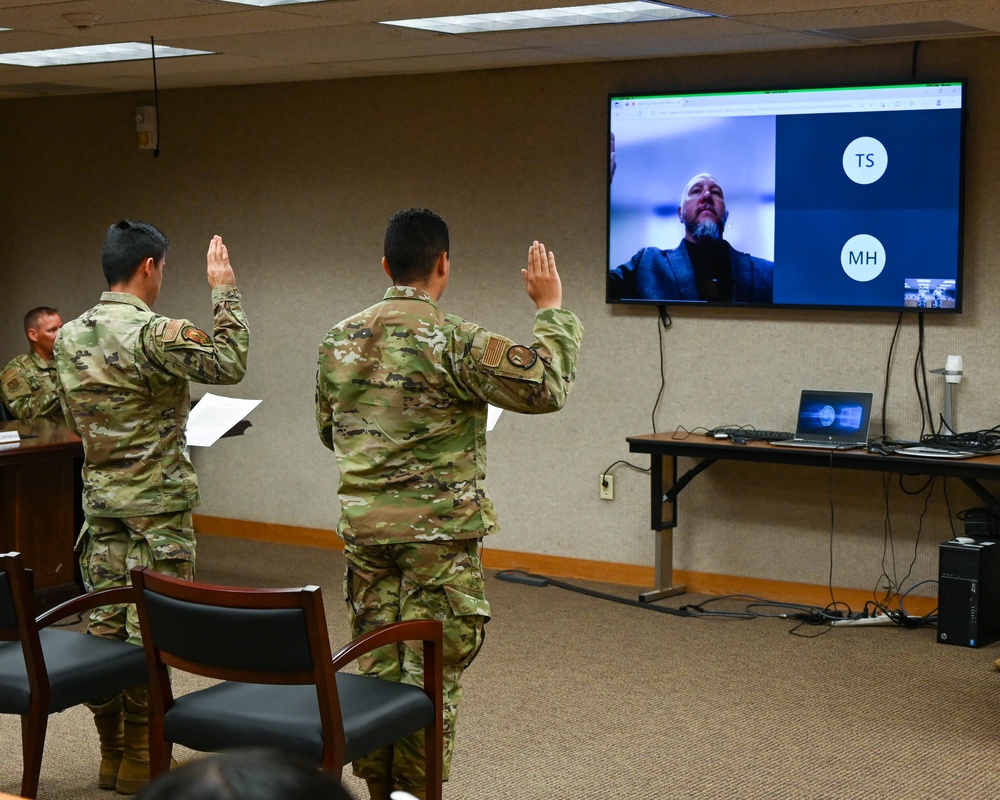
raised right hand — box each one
[521,241,562,310]
[207,235,237,288]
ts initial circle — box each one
[843,137,888,184]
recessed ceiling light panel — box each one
[0,42,213,68]
[381,2,711,34]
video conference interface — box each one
[608,82,965,311]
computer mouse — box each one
[713,432,729,439]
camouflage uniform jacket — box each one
[1,350,62,420]
[316,285,584,546]
[54,287,249,517]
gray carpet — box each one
[3,534,1000,799]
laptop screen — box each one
[795,390,873,443]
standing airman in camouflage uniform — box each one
[316,208,583,800]
[1,306,64,419]
[54,220,250,795]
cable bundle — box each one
[917,427,1000,454]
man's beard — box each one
[689,217,724,242]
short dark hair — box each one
[383,208,449,286]
[135,749,354,800]
[102,219,170,287]
[23,306,58,334]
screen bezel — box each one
[605,80,967,314]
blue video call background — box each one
[774,109,963,308]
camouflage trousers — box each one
[343,537,491,791]
[78,510,196,646]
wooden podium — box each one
[0,419,83,610]
[0,410,253,612]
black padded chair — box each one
[0,551,149,799]
[0,399,13,422]
[130,566,444,800]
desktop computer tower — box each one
[938,539,1000,648]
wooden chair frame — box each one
[130,566,444,800]
[0,551,147,799]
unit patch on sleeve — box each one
[3,372,26,397]
[182,327,212,346]
[506,345,537,369]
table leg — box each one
[640,454,686,601]
[640,528,687,602]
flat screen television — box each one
[607,81,965,313]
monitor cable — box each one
[879,312,903,440]
[651,306,672,433]
[914,312,934,438]
[494,569,689,617]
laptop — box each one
[770,390,874,450]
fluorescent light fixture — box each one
[0,41,212,68]
[381,2,710,34]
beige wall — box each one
[2,38,998,596]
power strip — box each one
[830,614,895,627]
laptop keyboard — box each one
[711,427,795,442]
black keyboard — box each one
[710,427,795,442]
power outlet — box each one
[599,474,614,501]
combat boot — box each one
[115,684,149,795]
[366,777,393,800]
[87,694,124,790]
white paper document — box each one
[186,392,261,447]
[487,404,503,432]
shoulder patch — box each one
[182,327,212,346]
[480,335,506,369]
[506,345,537,369]
[163,319,184,343]
[4,373,23,393]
